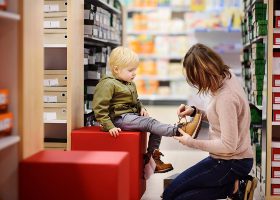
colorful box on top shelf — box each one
[0,89,8,113]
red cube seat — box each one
[71,126,147,200]
[19,150,129,200]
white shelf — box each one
[44,44,67,48]
[0,135,20,151]
[44,120,67,124]
[139,95,187,101]
[126,6,190,13]
[0,11,20,21]
[138,54,182,60]
[127,31,189,36]
[272,122,280,125]
[273,45,280,49]
[127,29,240,36]
[135,76,184,81]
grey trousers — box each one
[113,113,178,153]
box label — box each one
[44,112,57,120]
[276,80,280,87]
[276,97,280,104]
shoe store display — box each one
[177,111,202,138]
[152,149,174,173]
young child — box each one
[92,46,185,173]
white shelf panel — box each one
[126,7,190,13]
[272,122,280,125]
[139,95,187,101]
[44,120,67,124]
[0,135,20,151]
[135,76,184,81]
[0,11,20,21]
[44,44,67,48]
[273,45,280,49]
[138,54,182,60]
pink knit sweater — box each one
[187,73,253,160]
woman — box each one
[162,43,257,200]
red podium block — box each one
[19,150,129,200]
[71,126,147,200]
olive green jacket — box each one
[92,76,144,131]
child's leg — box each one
[115,113,178,137]
[147,133,161,153]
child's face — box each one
[114,65,138,82]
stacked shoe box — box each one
[84,46,110,126]
[43,70,67,122]
[0,89,12,137]
[273,51,280,122]
[44,0,67,45]
[84,0,122,44]
[271,142,280,195]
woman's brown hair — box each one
[183,43,231,94]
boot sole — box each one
[192,114,202,139]
[247,177,258,200]
[154,167,174,173]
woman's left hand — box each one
[173,128,192,146]
[140,108,149,117]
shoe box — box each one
[44,70,67,121]
[0,89,13,137]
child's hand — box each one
[173,128,192,146]
[177,104,195,118]
[109,127,121,137]
[140,108,149,117]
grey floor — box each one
[141,105,261,200]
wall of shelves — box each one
[0,0,44,199]
[123,0,243,105]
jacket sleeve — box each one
[92,80,115,131]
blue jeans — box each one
[163,156,253,200]
[113,113,177,153]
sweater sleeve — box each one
[133,82,144,112]
[186,93,239,155]
[92,80,115,131]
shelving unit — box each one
[43,0,84,150]
[241,0,269,198]
[83,0,123,126]
[124,0,243,105]
[0,1,44,199]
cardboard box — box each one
[273,75,280,87]
[274,110,280,121]
[0,89,8,112]
[44,103,67,121]
[274,33,280,45]
[0,112,12,136]
[44,91,67,103]
[44,1,67,13]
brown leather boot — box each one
[152,149,173,173]
[178,112,202,139]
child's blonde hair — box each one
[109,46,139,72]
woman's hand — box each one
[140,108,149,117]
[177,104,195,118]
[109,127,122,137]
[173,128,192,146]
